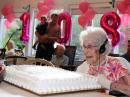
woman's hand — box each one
[123,74,130,85]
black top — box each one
[121,53,130,63]
[36,22,48,35]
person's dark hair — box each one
[128,40,130,42]
[36,16,48,35]
[41,16,47,21]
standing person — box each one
[76,27,130,96]
[35,14,61,61]
[47,14,61,41]
[51,44,69,67]
[35,16,49,60]
[121,40,130,62]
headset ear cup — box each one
[99,45,105,54]
[99,39,108,54]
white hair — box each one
[54,42,66,51]
[79,27,112,55]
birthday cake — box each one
[4,65,101,95]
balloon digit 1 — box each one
[100,12,120,47]
[20,12,30,42]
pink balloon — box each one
[45,0,54,9]
[117,2,127,14]
[20,12,30,43]
[84,9,96,20]
[6,14,15,22]
[44,0,54,5]
[100,12,121,47]
[58,12,72,44]
[1,3,13,16]
[78,15,87,27]
[121,14,130,28]
[40,5,49,14]
[127,7,130,15]
[5,20,11,29]
[117,0,130,14]
[79,1,89,14]
[36,12,43,20]
[37,1,44,10]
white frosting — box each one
[4,65,101,94]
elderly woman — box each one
[76,27,130,96]
[6,40,15,56]
[51,43,69,67]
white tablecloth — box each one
[0,82,114,97]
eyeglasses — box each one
[82,44,98,50]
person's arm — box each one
[35,31,41,42]
[76,61,89,73]
[39,35,58,43]
[111,75,130,96]
[98,74,130,96]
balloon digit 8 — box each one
[100,12,121,47]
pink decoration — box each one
[78,9,96,27]
[117,0,130,15]
[20,12,30,42]
[100,12,120,47]
[36,11,43,20]
[79,1,89,14]
[78,15,88,27]
[39,5,49,15]
[37,1,44,10]
[1,3,15,22]
[121,14,130,28]
[44,0,54,5]
[44,0,54,9]
[58,12,72,44]
[84,9,96,20]
[1,4,13,16]
[5,20,11,29]
[36,0,53,20]
[6,14,15,22]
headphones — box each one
[99,39,108,54]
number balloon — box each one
[100,12,121,47]
[20,12,30,43]
[58,12,72,44]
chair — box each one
[64,46,77,66]
[16,58,54,67]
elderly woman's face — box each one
[82,39,100,65]
[55,46,65,57]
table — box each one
[0,82,114,97]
